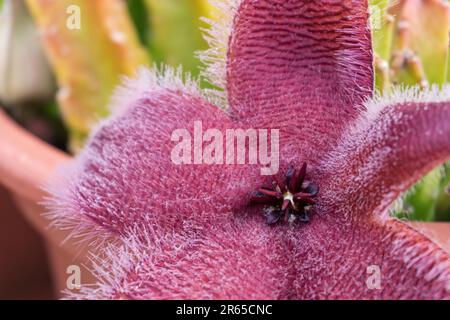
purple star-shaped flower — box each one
[48,0,450,299]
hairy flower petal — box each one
[317,86,450,221]
[227,0,374,163]
[47,74,450,300]
[45,0,450,297]
[62,213,450,299]
[46,69,259,240]
[64,215,295,299]
[290,218,450,299]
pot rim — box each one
[0,109,73,248]
[0,109,69,201]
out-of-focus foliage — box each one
[371,0,450,221]
[389,0,449,87]
[126,0,150,48]
[371,0,395,92]
[435,163,450,220]
[26,0,149,152]
[0,0,54,105]
[372,0,449,92]
[144,0,211,76]
[24,0,213,151]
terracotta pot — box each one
[0,185,54,299]
[0,108,449,298]
[0,109,94,298]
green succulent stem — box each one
[144,0,211,76]
[26,0,150,152]
[371,0,450,221]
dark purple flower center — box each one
[249,163,319,225]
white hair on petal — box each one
[323,84,450,221]
[365,84,450,121]
[61,229,162,299]
[61,243,124,299]
[42,65,204,250]
[338,84,450,136]
[197,0,242,109]
[110,65,203,118]
[42,158,122,252]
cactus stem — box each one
[405,52,428,89]
[385,13,395,25]
[374,54,391,93]
[397,19,411,49]
[390,48,428,89]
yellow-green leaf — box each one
[145,0,210,76]
[27,0,150,151]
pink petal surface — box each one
[45,0,450,299]
[317,91,450,221]
[289,218,450,299]
[49,80,450,299]
[64,206,450,299]
[227,0,374,163]
[49,80,290,298]
[47,84,255,240]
